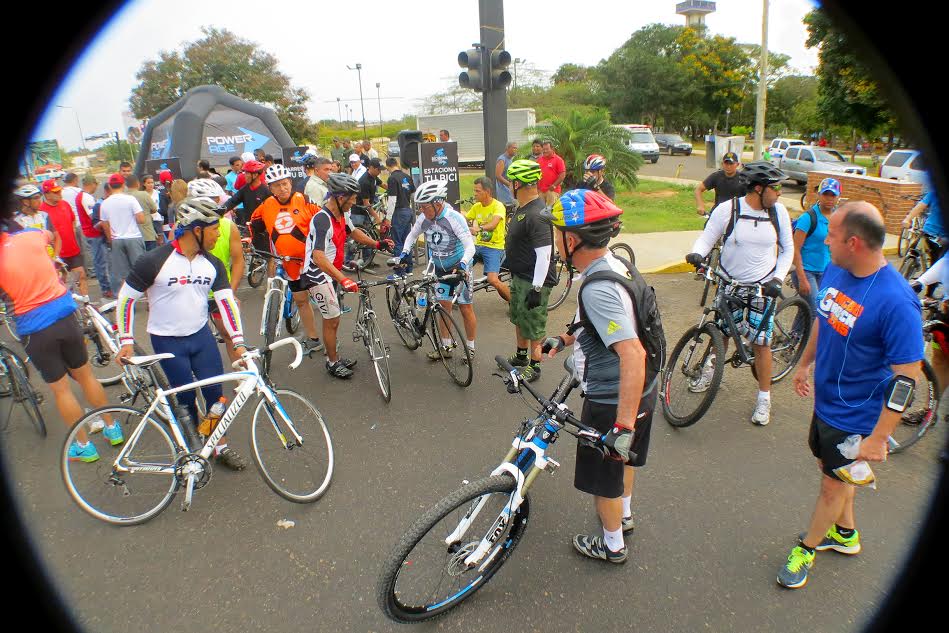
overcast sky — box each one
[35,0,819,151]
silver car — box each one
[779,145,866,184]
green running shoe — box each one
[798,526,861,555]
[777,545,815,589]
[507,353,529,367]
[518,364,541,383]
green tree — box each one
[677,28,754,133]
[129,27,317,141]
[524,110,642,189]
[767,75,819,133]
[804,8,893,135]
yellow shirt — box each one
[466,199,506,249]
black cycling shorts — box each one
[574,391,656,499]
[21,314,88,383]
[808,413,867,481]
[288,270,322,294]
[62,254,85,271]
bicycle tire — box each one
[284,299,301,335]
[0,344,29,396]
[5,351,46,436]
[546,258,574,312]
[800,192,808,211]
[357,225,381,270]
[751,296,812,384]
[2,310,18,341]
[388,286,421,351]
[377,474,528,623]
[431,307,473,387]
[609,242,636,267]
[262,294,281,377]
[661,323,725,427]
[897,228,910,258]
[365,315,392,402]
[700,248,721,307]
[81,310,124,387]
[61,406,178,525]
[899,255,920,281]
[247,254,266,288]
[250,388,334,503]
[888,360,940,454]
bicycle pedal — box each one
[119,393,133,404]
[544,458,561,473]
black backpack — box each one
[567,256,666,394]
[791,207,819,239]
[722,196,783,246]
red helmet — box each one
[242,160,265,174]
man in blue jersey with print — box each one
[778,202,924,589]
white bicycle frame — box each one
[75,294,120,355]
[112,337,304,510]
[260,275,290,337]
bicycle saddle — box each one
[123,353,175,367]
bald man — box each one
[778,202,924,589]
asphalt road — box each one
[638,150,807,196]
[1,268,944,633]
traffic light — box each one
[488,49,513,91]
[458,47,485,92]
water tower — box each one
[676,0,716,28]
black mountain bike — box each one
[662,265,812,427]
[0,341,46,436]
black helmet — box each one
[739,161,786,188]
[303,154,320,168]
[327,173,360,195]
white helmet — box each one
[414,179,449,204]
[265,163,293,183]
[187,178,225,200]
[176,197,221,229]
[13,184,41,199]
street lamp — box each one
[345,104,352,127]
[56,105,86,151]
[375,82,383,138]
[346,63,368,140]
[336,97,342,123]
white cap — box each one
[240,151,255,163]
[349,154,361,163]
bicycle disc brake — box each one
[446,541,478,576]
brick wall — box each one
[805,171,923,235]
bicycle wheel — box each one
[262,294,281,377]
[431,307,472,387]
[752,296,812,384]
[388,287,421,351]
[661,323,725,427]
[899,255,920,281]
[377,474,528,623]
[897,228,911,258]
[61,406,178,525]
[365,315,392,402]
[0,345,28,396]
[247,254,266,288]
[888,360,940,454]
[361,225,381,269]
[609,242,636,267]
[284,299,301,335]
[81,313,124,386]
[2,308,18,341]
[4,351,46,436]
[250,388,333,503]
[700,247,720,307]
[546,257,574,312]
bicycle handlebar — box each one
[252,249,303,263]
[494,355,584,429]
[231,337,303,371]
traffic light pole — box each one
[480,0,507,180]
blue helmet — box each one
[818,177,841,197]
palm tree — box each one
[524,110,643,189]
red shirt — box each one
[75,190,103,238]
[40,200,81,257]
[538,153,566,193]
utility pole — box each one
[347,63,368,140]
[57,105,86,151]
[753,0,769,161]
[336,97,342,123]
[376,82,383,137]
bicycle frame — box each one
[694,268,776,366]
[260,270,292,338]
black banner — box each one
[282,146,310,181]
[419,142,460,205]
[143,157,182,193]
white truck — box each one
[416,108,536,166]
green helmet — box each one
[506,159,542,185]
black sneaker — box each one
[519,364,541,383]
[337,357,357,369]
[216,447,246,471]
[507,353,529,368]
[572,534,627,564]
[326,360,354,379]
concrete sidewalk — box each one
[615,230,899,274]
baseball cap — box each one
[41,179,62,193]
[818,177,842,196]
[368,158,384,170]
[722,152,739,163]
[108,173,125,187]
[240,151,255,163]
[159,169,174,183]
[349,154,361,163]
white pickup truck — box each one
[776,145,866,185]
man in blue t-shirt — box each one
[778,202,924,590]
[901,190,946,274]
[791,177,838,317]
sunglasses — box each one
[767,184,782,192]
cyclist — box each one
[695,151,744,217]
[115,197,248,470]
[250,164,324,356]
[395,179,477,360]
[685,161,794,426]
[304,173,394,378]
[542,188,657,564]
[12,184,60,256]
[901,190,946,294]
[222,159,271,226]
[577,154,616,200]
[188,178,228,205]
[384,156,416,277]
[346,158,385,270]
[503,159,558,383]
[0,204,120,462]
[791,177,839,317]
[466,176,510,302]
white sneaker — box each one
[751,398,771,426]
[88,418,106,434]
[688,356,715,393]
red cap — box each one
[159,169,173,183]
[242,160,265,173]
[108,173,125,187]
[41,179,62,193]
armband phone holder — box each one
[885,375,915,413]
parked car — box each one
[768,138,806,163]
[777,145,866,184]
[880,149,929,189]
[655,133,693,156]
[615,124,659,163]
[387,140,400,159]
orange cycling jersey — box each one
[250,192,319,280]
